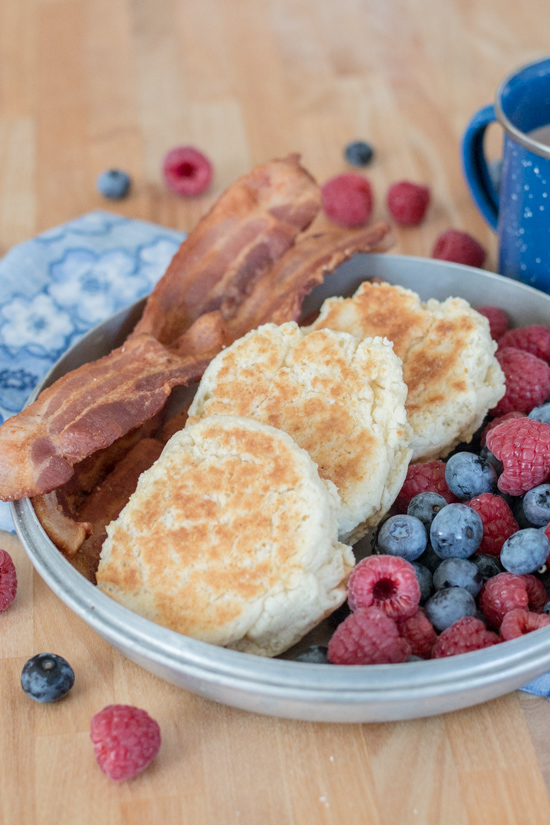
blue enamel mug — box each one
[462,55,550,292]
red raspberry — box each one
[480,411,525,447]
[500,608,550,640]
[396,609,437,658]
[386,181,430,226]
[394,460,458,512]
[522,574,548,612]
[0,549,17,610]
[478,572,529,628]
[90,704,161,781]
[328,607,411,665]
[432,617,500,658]
[499,325,550,362]
[486,417,550,496]
[321,174,373,228]
[465,493,518,557]
[493,347,550,415]
[431,229,486,268]
[162,146,213,196]
[347,555,420,620]
[477,306,510,341]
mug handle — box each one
[461,104,500,231]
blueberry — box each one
[523,484,550,526]
[500,528,549,575]
[444,452,497,499]
[479,445,503,476]
[411,562,433,605]
[96,169,131,200]
[430,503,483,559]
[509,495,537,529]
[376,514,427,561]
[407,492,448,529]
[326,600,351,629]
[344,140,374,166]
[544,600,550,616]
[471,553,503,582]
[21,653,75,703]
[424,587,477,632]
[295,645,329,663]
[432,557,483,597]
[416,543,443,573]
[529,403,550,425]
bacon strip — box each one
[132,154,321,346]
[64,438,164,583]
[224,222,391,339]
[32,491,92,556]
[0,335,212,501]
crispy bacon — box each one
[32,491,92,556]
[0,335,212,501]
[132,155,321,346]
[224,222,391,339]
[64,438,164,582]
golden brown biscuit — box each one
[188,322,412,542]
[308,282,505,460]
[96,416,354,657]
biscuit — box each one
[308,282,505,460]
[96,416,354,657]
[188,322,412,542]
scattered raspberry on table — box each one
[0,548,17,610]
[321,173,373,227]
[90,704,161,781]
[387,180,430,226]
[162,146,213,196]
[431,229,486,268]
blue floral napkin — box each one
[0,210,184,531]
[0,209,546,697]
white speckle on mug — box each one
[536,258,542,264]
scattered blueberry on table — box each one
[21,653,75,703]
[96,169,131,200]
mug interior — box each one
[497,56,550,137]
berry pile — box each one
[303,321,550,663]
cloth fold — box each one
[0,210,546,696]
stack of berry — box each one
[299,311,550,664]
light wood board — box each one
[2,1,550,822]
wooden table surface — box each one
[2,1,550,823]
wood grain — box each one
[2,1,550,823]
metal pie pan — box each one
[11,253,550,723]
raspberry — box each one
[500,607,550,640]
[431,229,486,268]
[522,573,548,612]
[477,306,510,341]
[162,146,213,196]
[478,572,529,628]
[0,549,17,610]
[465,493,519,557]
[90,704,161,781]
[480,411,525,447]
[431,617,500,658]
[327,607,411,665]
[386,181,430,226]
[499,325,550,362]
[347,555,420,619]
[321,173,373,228]
[394,460,458,513]
[396,609,437,658]
[493,347,550,415]
[486,417,550,496]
